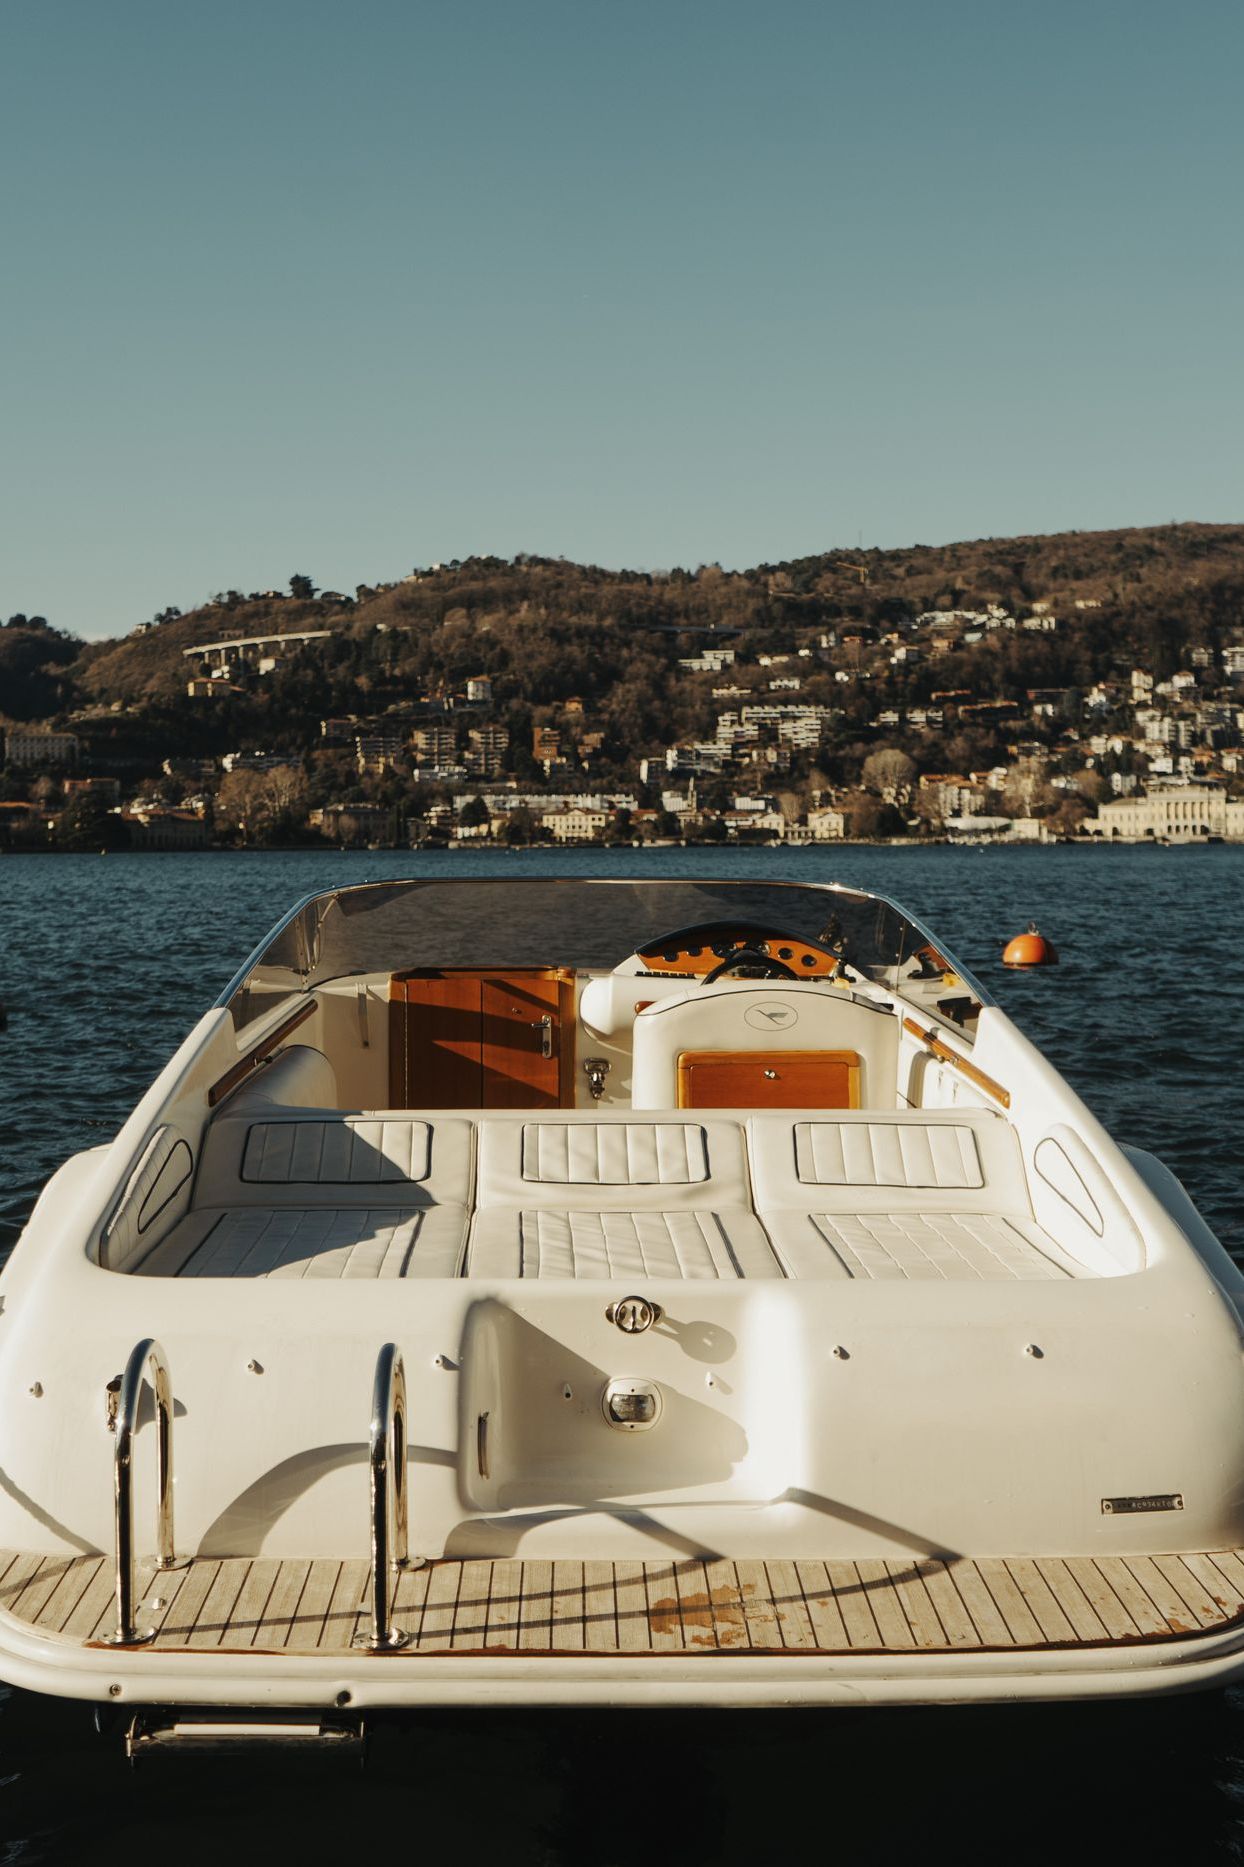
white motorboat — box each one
[1,874,1242,1746]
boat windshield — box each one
[222,877,989,1038]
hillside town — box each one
[3,534,1244,850]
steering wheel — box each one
[700,946,799,985]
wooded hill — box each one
[4,524,1244,767]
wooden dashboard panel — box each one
[676,1049,861,1110]
[639,937,836,978]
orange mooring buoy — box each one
[1002,922,1059,968]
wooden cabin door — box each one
[389,968,573,1108]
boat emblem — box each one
[745,1003,797,1030]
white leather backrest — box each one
[522,1121,708,1185]
[227,1044,338,1112]
[794,1121,983,1189]
[196,1111,473,1209]
[631,983,899,1109]
[242,1119,431,1184]
[1029,1125,1145,1274]
[747,1110,1030,1215]
[100,1124,196,1272]
[477,1114,748,1210]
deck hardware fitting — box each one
[606,1296,663,1335]
[28,1382,42,1397]
[562,1384,573,1400]
[434,1353,457,1370]
[247,1359,263,1373]
[832,1345,850,1360]
[1024,1344,1044,1358]
[763,1069,777,1079]
[477,1410,490,1479]
[104,1337,189,1648]
[357,1342,411,1652]
[108,1684,121,1698]
[583,1057,611,1100]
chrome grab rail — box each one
[359,1342,413,1650]
[104,1337,187,1646]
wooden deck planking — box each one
[1033,1559,1109,1642]
[614,1560,651,1652]
[252,1557,310,1648]
[517,1559,554,1651]
[942,1558,1016,1645]
[854,1559,915,1649]
[642,1560,684,1650]
[583,1559,618,1651]
[735,1559,783,1648]
[451,1560,494,1650]
[5,1549,1244,1656]
[975,1559,1045,1644]
[699,1559,748,1650]
[1003,1559,1078,1644]
[1184,1552,1244,1621]
[915,1560,981,1649]
[550,1561,585,1652]
[1123,1556,1206,1635]
[826,1560,885,1649]
[886,1562,948,1650]
[484,1558,522,1649]
[1091,1557,1171,1637]
[795,1560,850,1650]
[765,1558,818,1650]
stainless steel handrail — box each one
[104,1336,187,1646]
[360,1342,412,1650]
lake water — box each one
[1,844,1243,1863]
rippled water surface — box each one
[1,845,1243,1862]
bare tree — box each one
[861,749,917,805]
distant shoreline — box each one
[4,836,1242,857]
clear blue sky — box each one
[2,0,1241,641]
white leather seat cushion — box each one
[477,1116,747,1211]
[761,1210,1078,1281]
[138,1204,468,1279]
[465,1207,782,1279]
[195,1114,473,1210]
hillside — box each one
[2,521,1243,850]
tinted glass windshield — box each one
[223,877,988,1035]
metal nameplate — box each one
[1101,1493,1184,1515]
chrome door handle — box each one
[532,1014,554,1059]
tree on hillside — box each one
[56,790,129,851]
[861,749,917,805]
[289,574,317,600]
[216,765,308,845]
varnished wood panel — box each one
[388,973,483,1107]
[677,1049,861,1110]
[389,969,573,1108]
